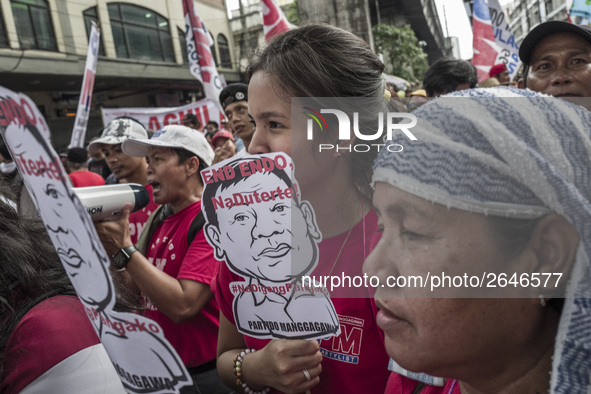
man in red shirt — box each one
[67,147,105,187]
[88,118,159,244]
[96,125,227,394]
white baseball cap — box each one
[88,118,148,154]
[123,125,214,167]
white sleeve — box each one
[20,344,127,394]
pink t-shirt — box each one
[1,296,115,393]
[142,201,220,367]
[213,209,390,393]
[69,171,106,187]
[128,184,159,245]
[386,373,460,394]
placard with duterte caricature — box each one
[201,153,340,339]
[0,86,193,394]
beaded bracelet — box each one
[232,348,271,394]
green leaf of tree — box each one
[372,24,429,83]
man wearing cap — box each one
[95,125,228,394]
[67,147,106,187]
[219,83,254,154]
[489,64,510,84]
[183,113,202,132]
[518,20,591,98]
[88,118,159,245]
[211,129,237,164]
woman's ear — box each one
[527,213,579,291]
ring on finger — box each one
[302,369,311,382]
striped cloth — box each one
[372,87,591,393]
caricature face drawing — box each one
[203,154,340,340]
[1,89,194,393]
[207,171,320,283]
[7,124,114,312]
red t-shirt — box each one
[128,184,159,245]
[1,296,105,393]
[142,201,220,367]
[69,170,106,187]
[386,373,460,394]
[213,209,390,393]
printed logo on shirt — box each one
[129,221,146,238]
[149,257,167,271]
[149,238,176,268]
[318,314,363,364]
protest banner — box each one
[571,0,591,19]
[472,0,521,82]
[201,153,340,340]
[70,22,100,148]
[0,86,192,393]
[472,0,498,81]
[183,0,224,113]
[489,0,521,81]
[101,98,223,131]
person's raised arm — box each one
[96,204,213,323]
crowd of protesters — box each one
[1,19,591,394]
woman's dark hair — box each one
[246,24,388,197]
[0,188,74,378]
[0,194,71,317]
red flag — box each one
[261,0,292,42]
[182,0,224,113]
[471,0,499,81]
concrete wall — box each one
[298,0,374,47]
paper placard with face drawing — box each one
[202,152,340,339]
[0,86,192,394]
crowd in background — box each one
[1,19,591,394]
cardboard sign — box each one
[201,153,340,340]
[0,86,192,393]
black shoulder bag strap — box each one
[186,211,205,247]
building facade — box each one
[370,0,452,64]
[463,0,569,44]
[227,0,451,86]
[507,0,568,42]
[0,0,239,148]
[228,0,294,78]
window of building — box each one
[11,0,57,50]
[83,7,105,56]
[532,7,540,25]
[211,43,218,67]
[217,33,232,68]
[108,3,174,62]
[514,25,522,39]
[544,0,552,14]
[0,7,9,47]
[179,28,188,63]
